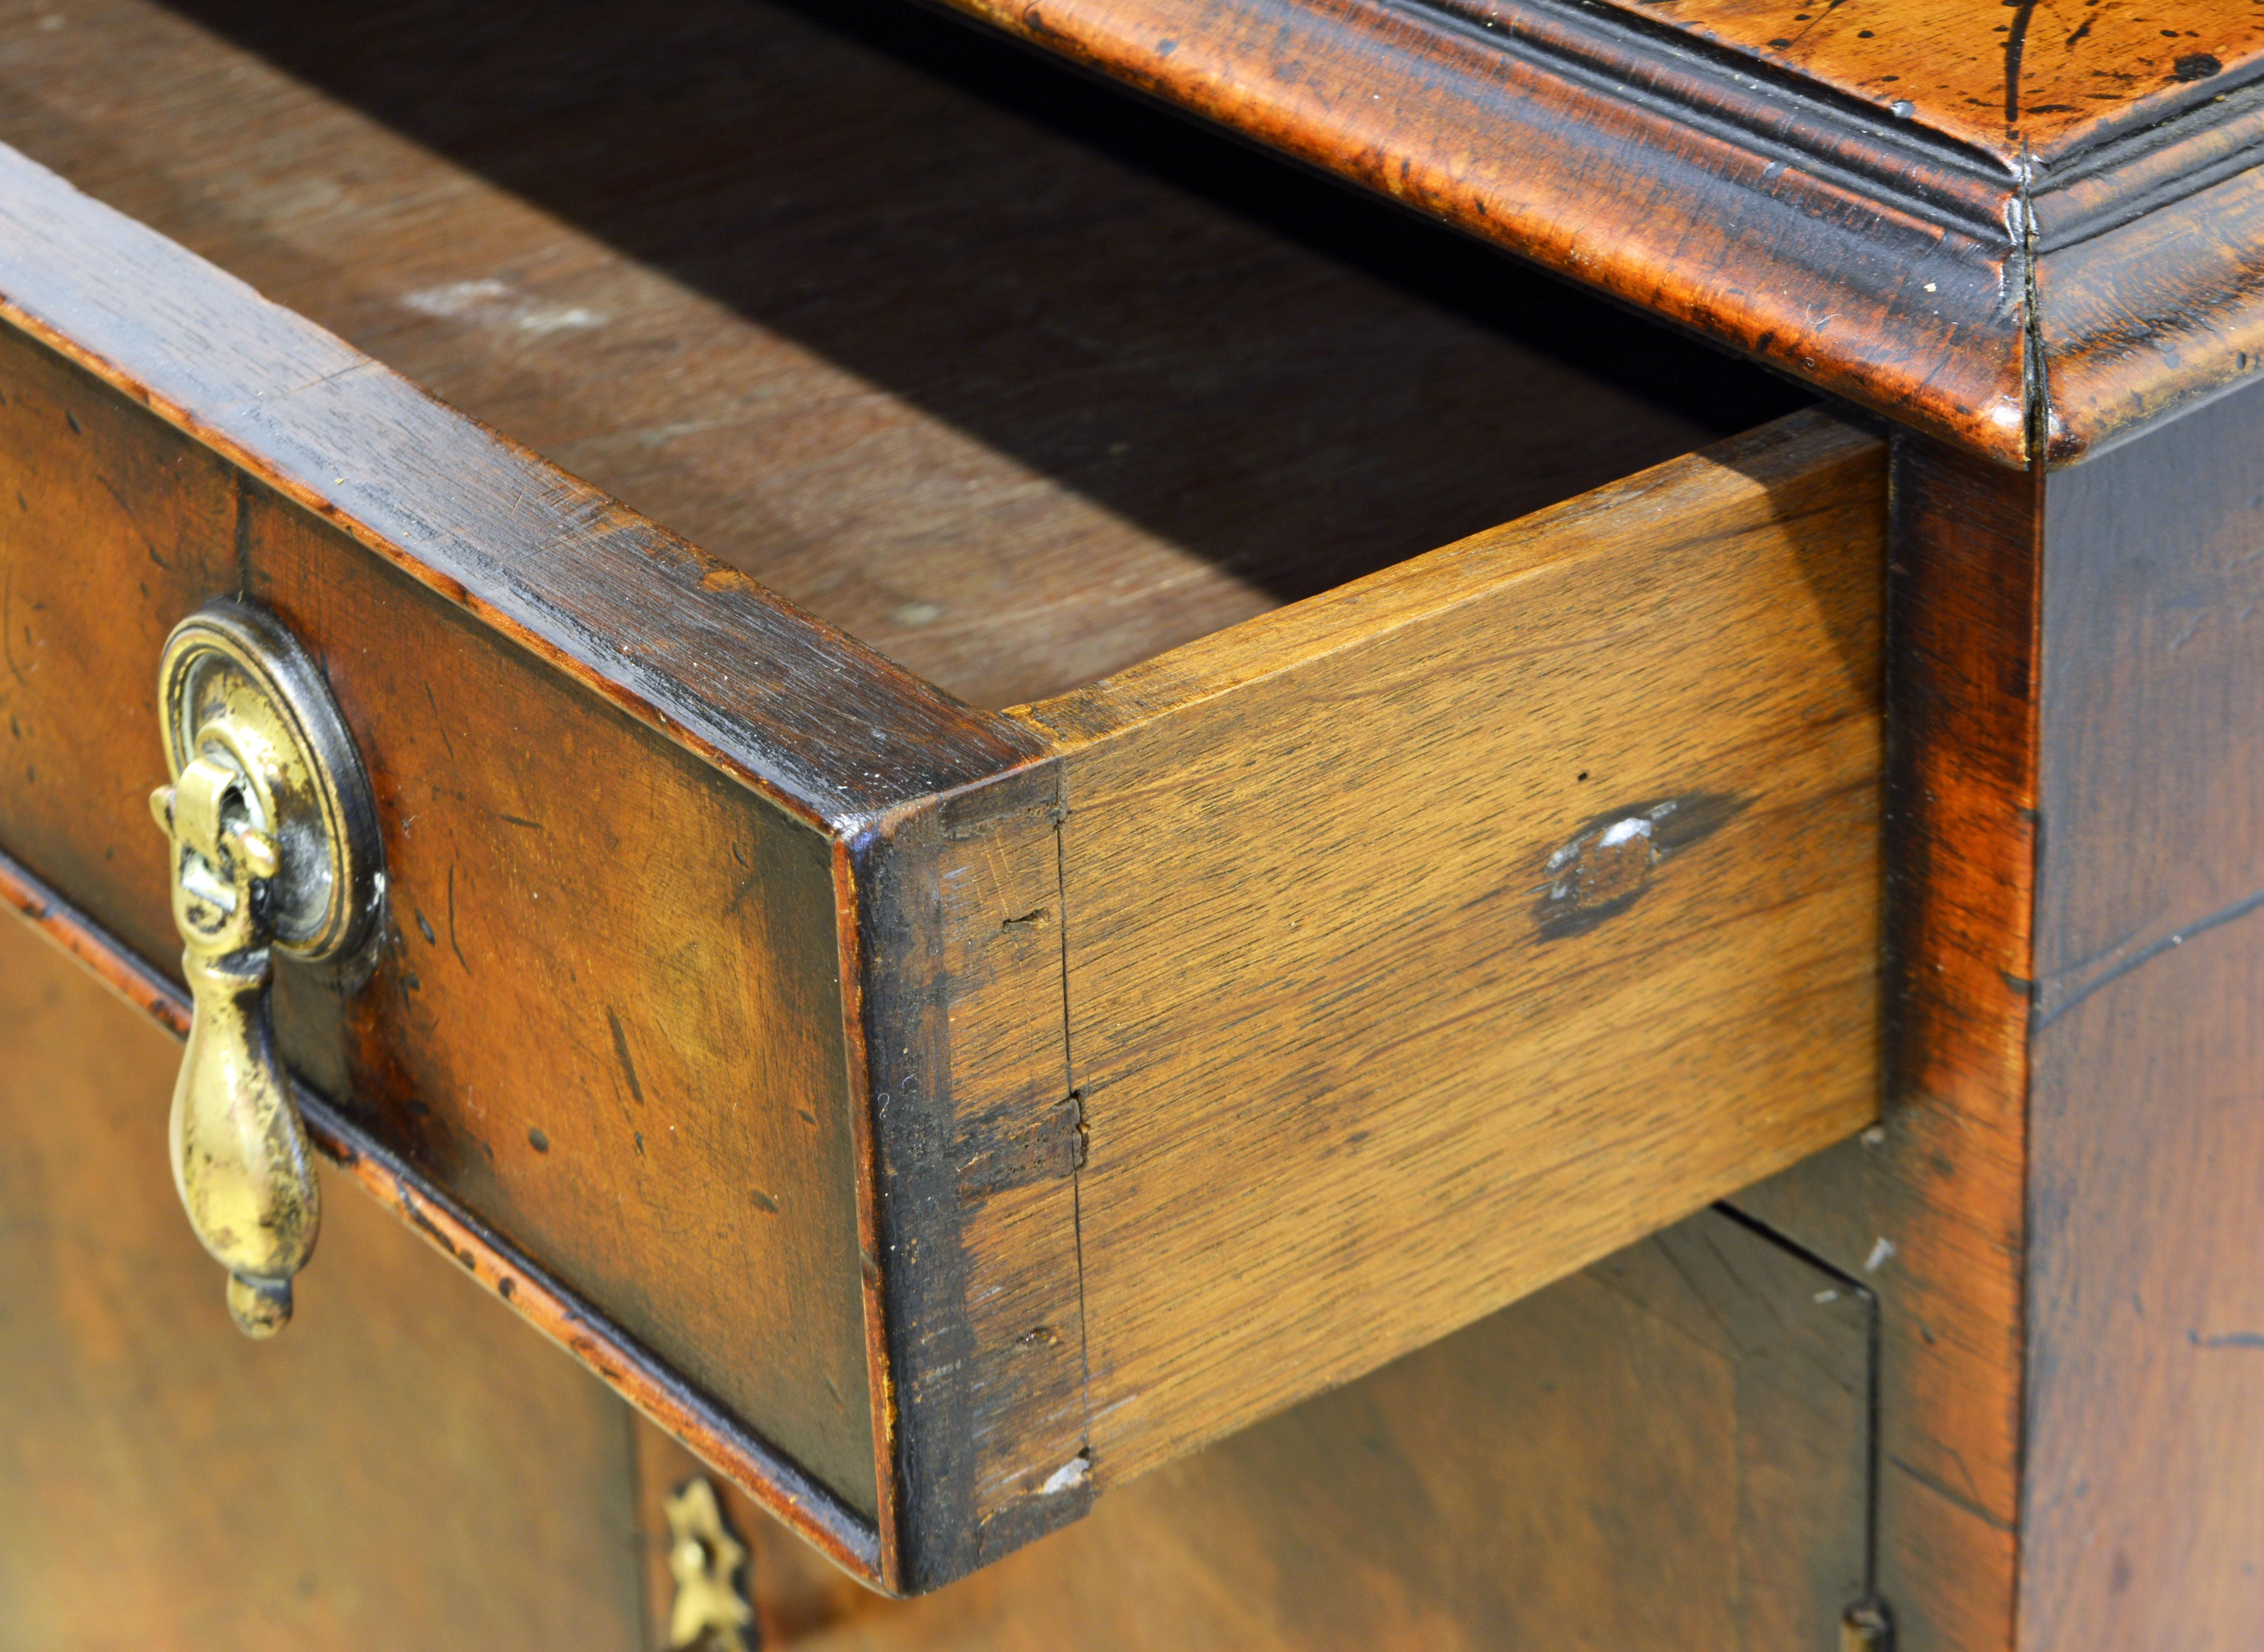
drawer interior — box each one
[0,0,1805,710]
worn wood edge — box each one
[832,832,911,1595]
[0,846,890,1590]
[1426,0,2264,190]
[0,139,1042,828]
[838,760,1094,1595]
[2027,77,2264,251]
[2037,161,2264,465]
[939,0,2027,461]
[1010,408,1882,743]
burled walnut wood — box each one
[1016,410,1886,1488]
[1560,0,2264,158]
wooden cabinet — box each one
[0,0,1880,1599]
[5,0,2264,1642]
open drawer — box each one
[0,0,1884,1593]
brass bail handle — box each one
[150,601,382,1338]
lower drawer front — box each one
[0,901,650,1651]
[5,903,1869,1649]
[639,1203,1873,1650]
[0,128,1882,1590]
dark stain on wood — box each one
[853,766,1089,1592]
[1534,793,1748,940]
[956,1092,1085,1204]
[2003,0,2039,123]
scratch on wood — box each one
[608,1005,647,1105]
[422,682,458,762]
[446,862,471,973]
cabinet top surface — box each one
[1571,0,2264,162]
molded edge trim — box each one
[941,0,2264,467]
[942,0,2027,461]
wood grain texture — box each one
[0,0,1788,710]
[941,0,2035,463]
[0,907,646,1652]
[2020,373,2264,1649]
[0,135,1037,820]
[1735,434,2041,1652]
[2038,155,2264,462]
[934,0,2264,467]
[0,104,1122,1590]
[638,1208,1872,1652]
[33,0,2258,475]
[1016,410,1887,1487]
[1732,399,2264,1648]
[851,769,1094,1589]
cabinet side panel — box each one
[1733,433,2041,1652]
[2022,374,2264,1650]
[0,322,879,1523]
[1027,411,1886,1486]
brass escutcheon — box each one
[150,601,382,1338]
[664,1478,755,1651]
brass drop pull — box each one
[150,601,382,1338]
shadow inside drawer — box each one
[8,0,1805,706]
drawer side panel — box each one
[1024,411,1887,1488]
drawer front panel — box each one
[0,135,1094,1591]
[0,320,880,1517]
